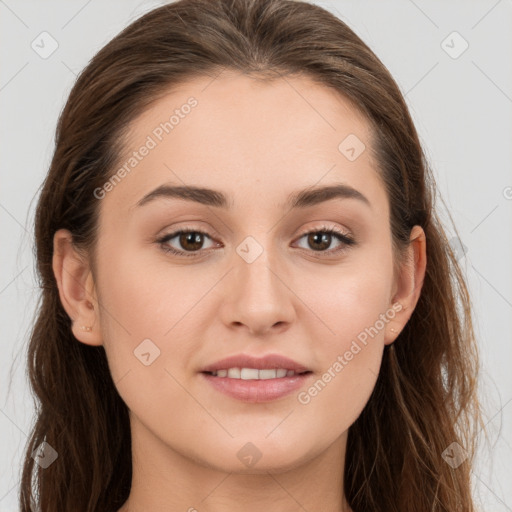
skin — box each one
[53,70,427,512]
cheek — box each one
[93,246,200,425]
[92,243,168,376]
[293,291,387,438]
[295,347,381,441]
[292,257,392,419]
[96,235,189,331]
[298,251,393,346]
[93,242,220,383]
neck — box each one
[118,415,352,512]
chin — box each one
[190,439,316,475]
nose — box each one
[218,243,296,337]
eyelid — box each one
[295,223,352,240]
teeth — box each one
[240,368,259,380]
[227,368,241,378]
[210,367,300,379]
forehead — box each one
[103,70,387,218]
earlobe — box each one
[384,225,427,345]
[52,229,103,346]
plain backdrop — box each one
[1,0,511,510]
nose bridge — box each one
[219,231,296,333]
[235,233,283,301]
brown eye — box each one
[177,232,205,251]
[158,229,216,257]
[157,225,356,259]
[295,227,356,255]
[306,232,333,251]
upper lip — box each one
[200,353,311,373]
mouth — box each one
[199,353,314,402]
[200,352,312,375]
[202,368,313,379]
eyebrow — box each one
[134,182,371,210]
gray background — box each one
[1,0,511,510]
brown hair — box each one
[19,0,485,510]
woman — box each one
[20,0,485,510]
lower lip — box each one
[200,372,313,403]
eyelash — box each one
[156,225,356,258]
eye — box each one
[157,228,217,257]
[293,225,356,255]
[156,225,356,258]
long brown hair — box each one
[19,0,485,510]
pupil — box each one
[309,232,330,251]
[181,232,203,250]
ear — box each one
[52,229,102,346]
[384,225,427,345]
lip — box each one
[200,372,313,403]
[200,353,311,373]
[199,353,313,403]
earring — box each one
[390,328,397,333]
[79,325,92,332]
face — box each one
[71,71,415,473]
